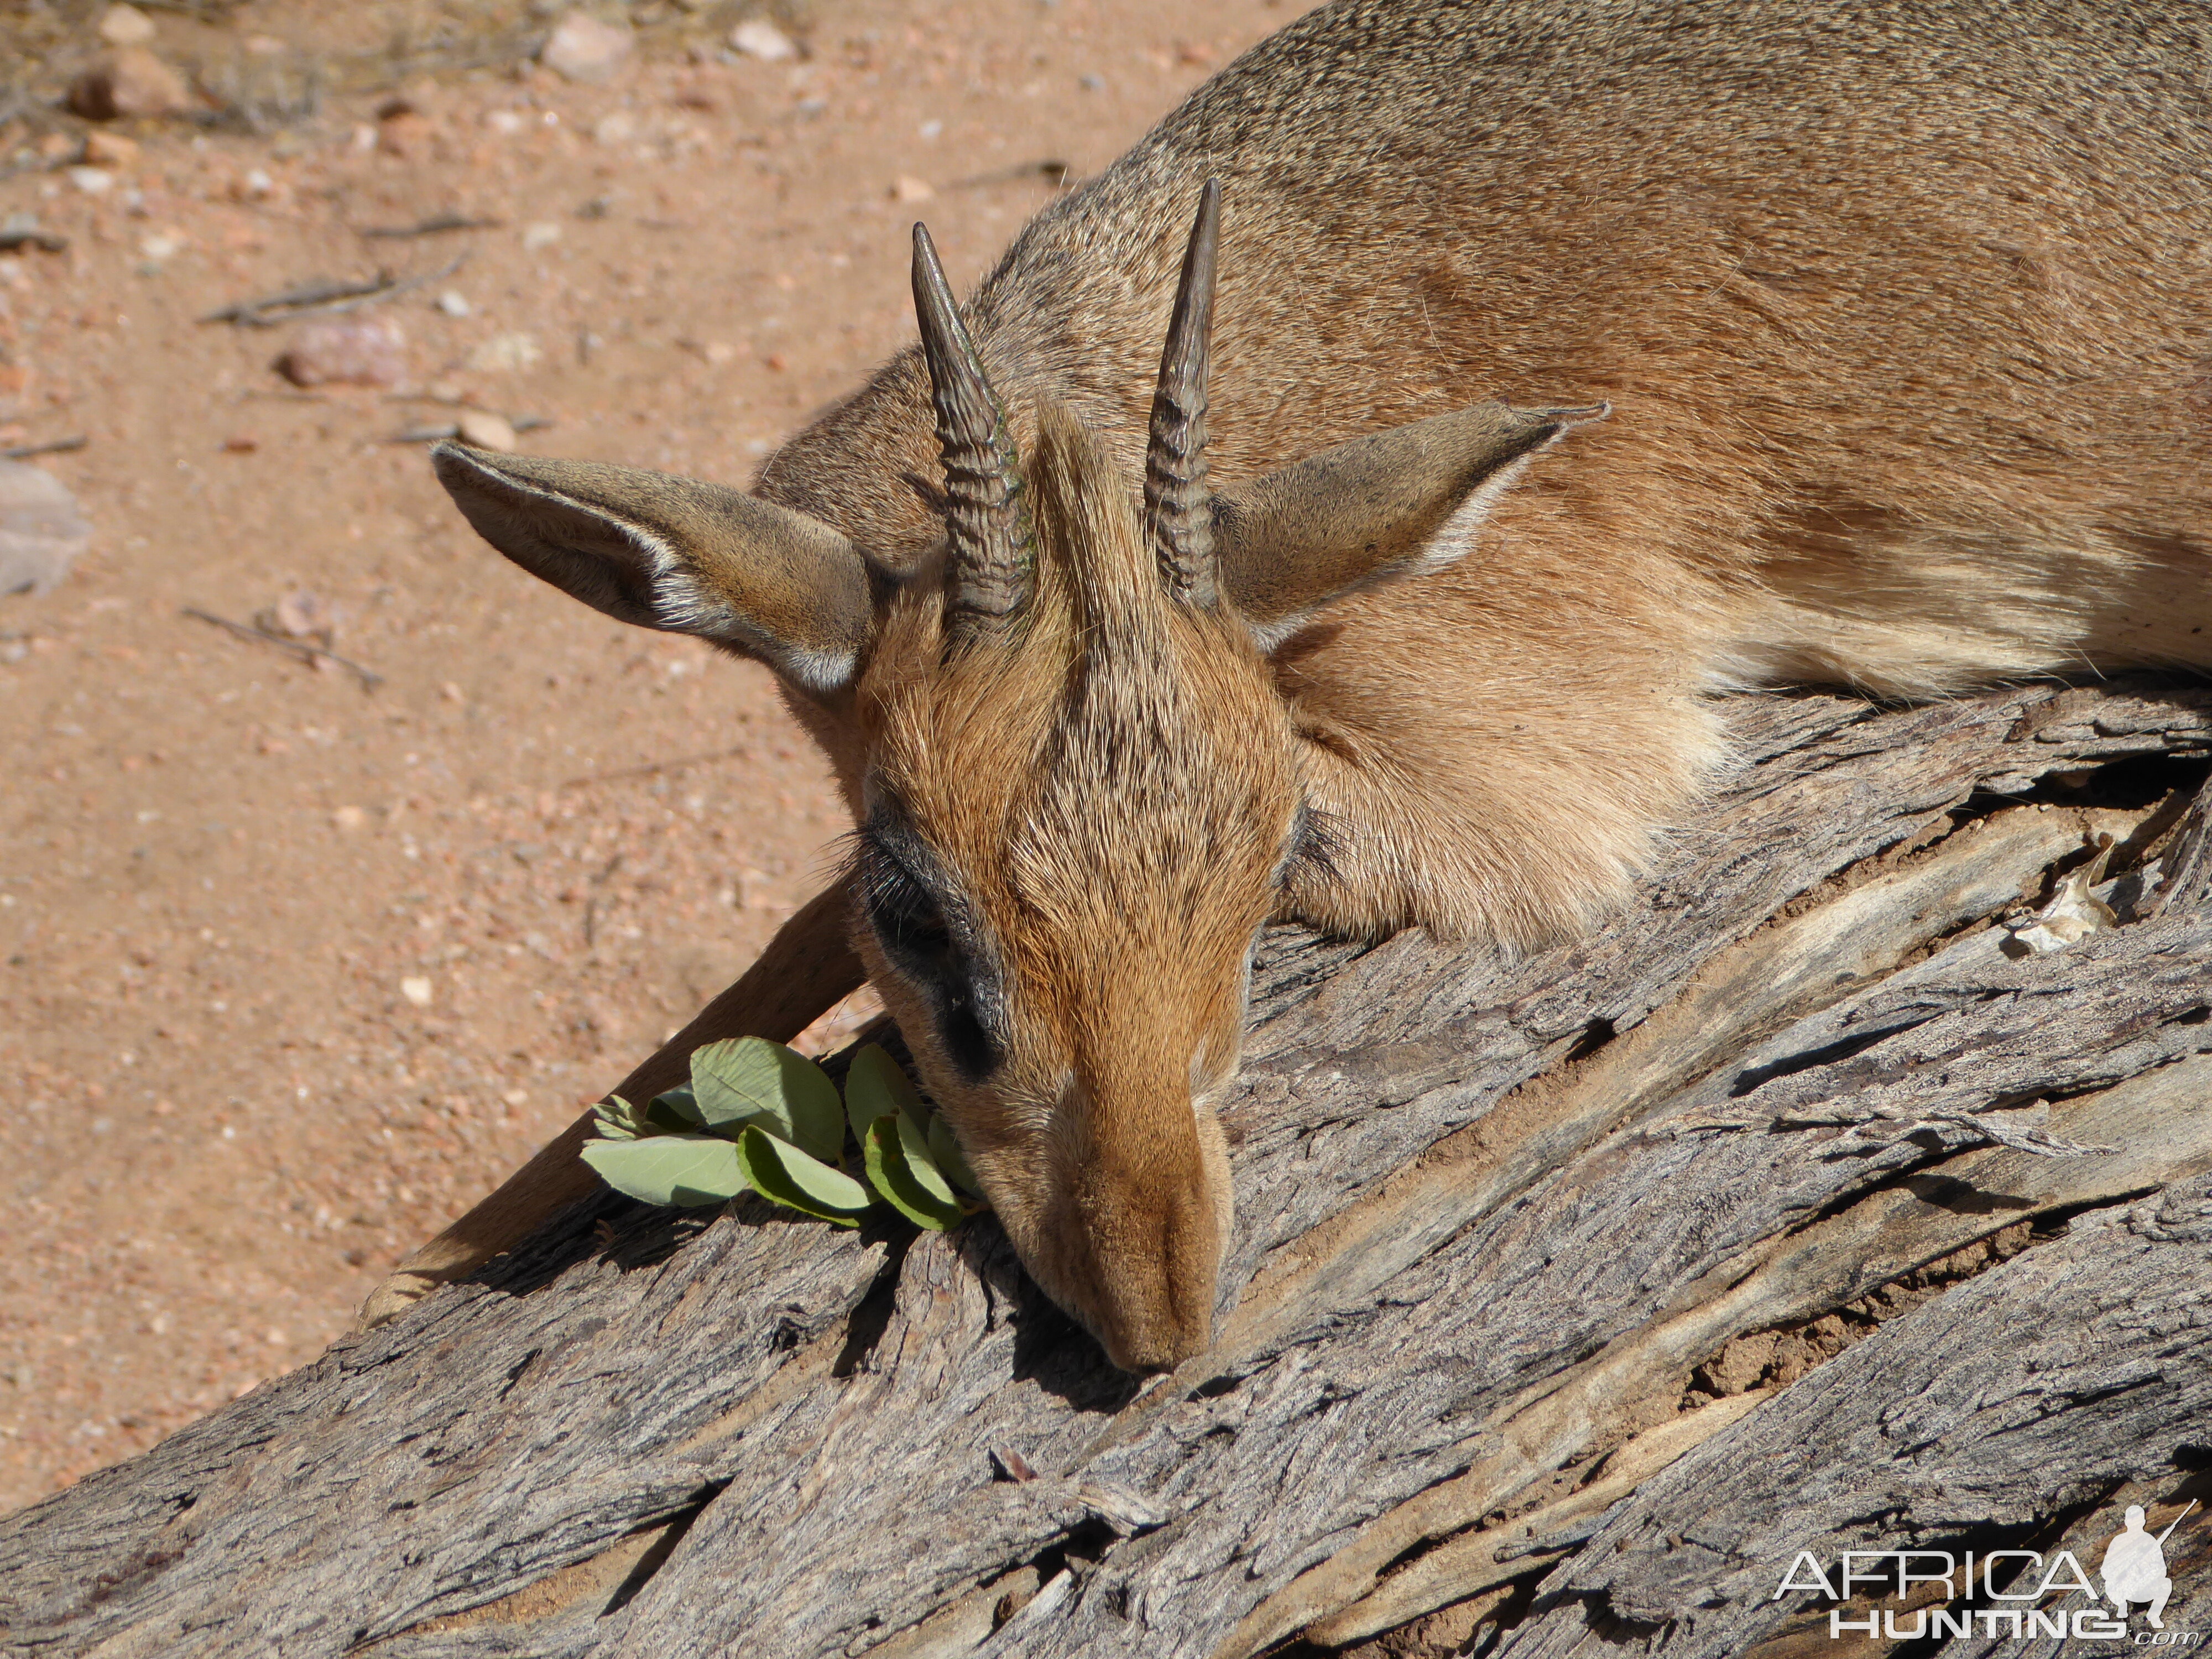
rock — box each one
[67,48,194,121]
[891,175,935,203]
[435,290,471,319]
[65,167,114,195]
[0,213,66,254]
[465,333,544,375]
[521,221,562,252]
[399,977,434,1008]
[376,111,432,161]
[454,410,517,452]
[82,132,139,169]
[539,13,633,85]
[0,461,91,599]
[269,591,332,638]
[729,19,797,60]
[97,4,155,46]
[274,317,408,389]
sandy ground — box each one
[0,0,1285,1516]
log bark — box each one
[6,679,2212,1659]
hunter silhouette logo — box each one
[2104,1503,2195,1631]
[1773,1498,2198,1642]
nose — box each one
[1084,1173,1218,1372]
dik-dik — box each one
[373,0,2212,1370]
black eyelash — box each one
[842,821,999,1080]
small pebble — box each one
[540,13,634,85]
[521,221,562,252]
[377,113,431,160]
[435,290,471,319]
[97,3,155,45]
[67,48,194,121]
[274,316,408,389]
[731,19,796,60]
[400,977,433,1008]
[270,591,331,637]
[891,175,935,204]
[466,332,543,375]
[66,168,114,196]
[455,410,517,452]
[81,132,139,170]
[0,461,92,598]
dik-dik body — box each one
[377,0,2212,1370]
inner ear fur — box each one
[430,442,873,695]
[1212,401,1605,643]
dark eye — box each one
[869,866,954,968]
[857,837,999,1081]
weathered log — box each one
[4,679,2211,1659]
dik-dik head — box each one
[431,184,1597,1370]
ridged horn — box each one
[911,222,1030,634]
[1145,179,1222,607]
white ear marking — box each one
[1407,452,1537,575]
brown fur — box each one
[852,408,1289,1365]
[399,0,2212,1368]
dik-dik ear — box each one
[1213,401,1606,646]
[430,442,874,696]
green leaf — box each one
[592,1094,646,1141]
[734,1124,872,1225]
[894,1110,959,1209]
[864,1115,965,1232]
[582,1133,745,1207]
[844,1044,928,1146]
[927,1112,986,1199]
[689,1037,844,1162]
[644,1085,701,1134]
